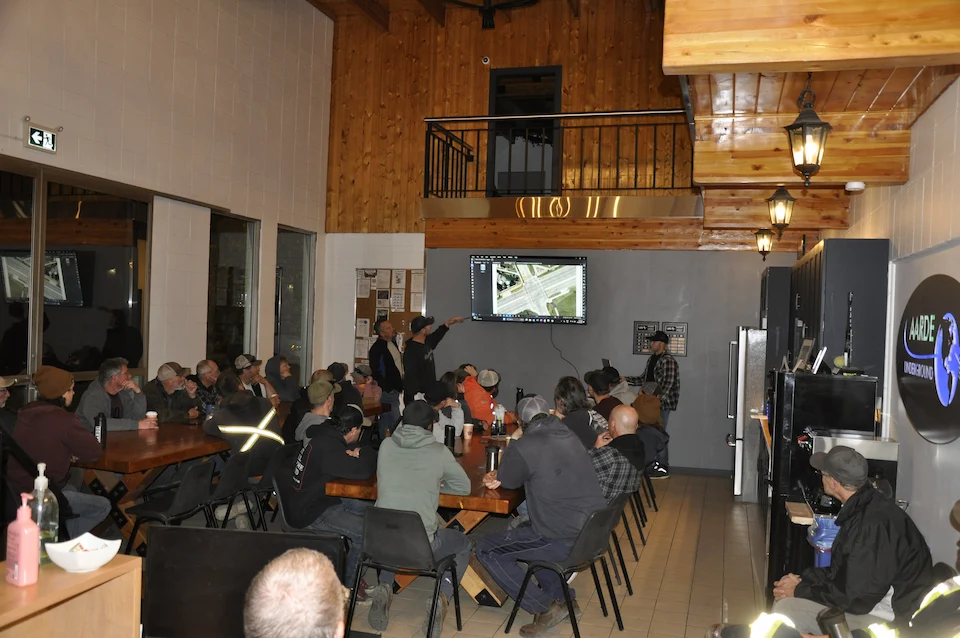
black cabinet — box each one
[761,267,792,375]
[789,239,890,389]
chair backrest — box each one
[361,507,437,572]
[564,504,622,567]
[933,561,960,584]
[209,452,252,501]
[168,462,214,515]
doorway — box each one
[273,228,315,384]
[486,66,562,196]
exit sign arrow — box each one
[23,122,57,154]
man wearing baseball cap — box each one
[144,362,202,423]
[402,315,464,404]
[236,354,280,407]
[769,446,932,634]
[641,330,680,478]
[463,368,516,429]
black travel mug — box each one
[817,607,854,638]
[485,445,500,473]
[444,424,456,448]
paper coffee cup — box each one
[463,423,474,438]
[146,411,158,419]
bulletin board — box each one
[353,268,425,367]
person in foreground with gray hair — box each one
[244,548,345,638]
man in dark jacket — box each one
[771,446,933,633]
[328,362,362,416]
[143,362,201,423]
[369,320,404,437]
[591,405,644,502]
[402,315,463,404]
[475,395,607,637]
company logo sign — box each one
[896,274,960,444]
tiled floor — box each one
[349,475,767,638]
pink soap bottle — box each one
[6,493,39,587]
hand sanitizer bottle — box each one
[29,463,59,565]
[6,493,39,586]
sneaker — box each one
[647,462,669,479]
[367,583,393,631]
[354,579,372,606]
[421,595,448,638]
[519,600,570,637]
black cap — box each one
[411,316,435,333]
[327,362,347,382]
[424,380,454,405]
[403,400,438,428]
[650,330,669,344]
[810,445,869,487]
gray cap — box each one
[517,395,550,424]
[810,445,869,487]
[477,369,500,389]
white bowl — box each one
[46,532,121,573]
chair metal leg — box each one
[590,563,608,617]
[606,543,622,585]
[621,512,639,560]
[643,472,658,511]
[220,494,237,529]
[611,533,633,596]
[425,570,444,638]
[560,578,581,638]
[627,499,647,546]
[124,518,143,555]
[345,559,367,635]
[600,556,624,631]
[632,491,647,526]
[641,473,654,509]
[449,564,463,630]
[240,491,257,529]
[504,567,536,634]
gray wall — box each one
[425,248,797,472]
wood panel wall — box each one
[325,0,684,234]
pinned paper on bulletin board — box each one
[391,269,407,288]
[354,339,368,359]
[376,290,390,308]
[390,290,405,311]
[356,318,370,338]
[376,270,391,289]
[410,292,423,313]
[410,270,424,293]
[357,279,371,298]
[376,309,389,322]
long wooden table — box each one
[327,431,524,604]
[75,424,230,554]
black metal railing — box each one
[424,110,693,198]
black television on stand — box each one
[469,255,587,325]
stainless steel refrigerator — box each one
[726,326,767,501]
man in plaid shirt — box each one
[642,330,680,478]
[591,405,644,502]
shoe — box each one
[519,600,570,637]
[704,624,728,638]
[421,595,448,638]
[647,462,669,479]
[354,579,372,606]
[367,583,393,631]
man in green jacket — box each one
[367,400,472,638]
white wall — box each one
[0,0,332,372]
[321,234,426,367]
[824,78,960,567]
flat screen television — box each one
[0,250,84,307]
[470,254,587,324]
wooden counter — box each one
[0,555,141,637]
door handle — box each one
[726,340,737,419]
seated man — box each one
[463,369,516,428]
[368,401,471,638]
[189,359,222,411]
[77,357,156,432]
[144,362,201,424]
[554,376,607,450]
[276,388,375,595]
[244,548,346,638]
[352,364,382,402]
[475,396,607,637]
[422,379,464,442]
[204,391,282,477]
[265,355,302,402]
[236,354,280,407]
[584,370,623,422]
[328,362,362,415]
[283,369,330,444]
[9,366,111,538]
[770,446,933,634]
[603,366,637,406]
[293,378,340,443]
[591,405,644,502]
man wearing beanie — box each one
[9,366,111,537]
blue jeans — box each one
[474,524,575,614]
[378,528,471,600]
[379,390,401,440]
[62,485,112,539]
[308,502,367,587]
[656,408,672,466]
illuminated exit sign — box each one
[23,122,57,154]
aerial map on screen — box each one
[492,261,584,319]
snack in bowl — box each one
[46,532,121,573]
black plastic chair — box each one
[124,462,215,555]
[505,505,624,638]
[205,453,255,529]
[345,507,464,638]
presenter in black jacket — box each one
[401,315,463,405]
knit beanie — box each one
[33,366,74,400]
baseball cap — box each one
[650,330,669,343]
[327,362,348,382]
[157,362,189,381]
[235,354,261,370]
[0,376,15,389]
[403,400,438,428]
[424,380,454,405]
[411,316,435,333]
[517,395,551,424]
[352,364,373,378]
[307,379,340,406]
[477,369,500,389]
[810,445,869,487]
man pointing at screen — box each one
[403,315,464,404]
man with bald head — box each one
[590,405,645,502]
[606,405,648,474]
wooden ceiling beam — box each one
[414,0,446,26]
[662,0,960,74]
[702,187,849,230]
[351,0,389,31]
[567,0,581,18]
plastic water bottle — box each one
[30,463,59,565]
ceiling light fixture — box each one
[756,229,774,261]
[445,0,539,29]
[785,72,833,187]
[766,186,796,238]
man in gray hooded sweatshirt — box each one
[367,400,471,638]
[294,379,339,443]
